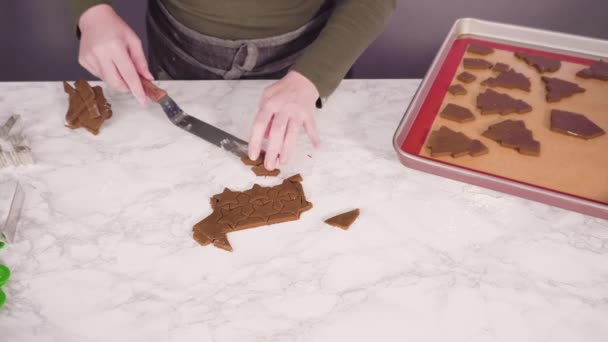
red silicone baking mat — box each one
[400,37,608,206]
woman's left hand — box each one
[248,71,321,170]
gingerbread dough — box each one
[427,126,488,158]
[515,52,561,73]
[550,109,605,139]
[440,103,475,122]
[193,174,312,251]
[576,60,608,81]
[457,72,477,84]
[541,77,586,102]
[476,89,532,115]
[482,120,540,156]
[448,84,467,96]
[325,209,360,230]
[481,69,531,92]
[241,152,280,177]
[463,58,493,70]
[64,80,112,135]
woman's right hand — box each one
[78,4,153,105]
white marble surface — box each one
[0,80,607,342]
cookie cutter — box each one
[0,242,9,309]
[0,181,24,244]
[0,114,34,168]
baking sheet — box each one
[418,39,608,204]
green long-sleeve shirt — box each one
[68,0,395,101]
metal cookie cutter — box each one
[0,114,34,168]
[0,181,23,309]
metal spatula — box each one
[140,78,249,158]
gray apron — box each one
[146,0,333,81]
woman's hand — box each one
[78,4,153,105]
[248,71,321,170]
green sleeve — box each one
[66,0,112,27]
[291,0,396,104]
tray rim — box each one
[392,17,608,220]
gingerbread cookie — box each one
[541,77,586,102]
[514,52,561,73]
[481,69,531,92]
[427,126,488,158]
[440,103,475,123]
[325,209,360,230]
[576,60,608,81]
[467,44,494,56]
[63,80,112,135]
[482,120,540,156]
[193,174,312,251]
[457,71,477,84]
[492,63,511,73]
[550,109,605,139]
[463,58,493,70]
[448,84,467,96]
[476,89,532,115]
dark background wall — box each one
[2,0,608,81]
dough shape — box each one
[481,69,531,92]
[476,89,532,115]
[515,52,561,73]
[325,209,360,230]
[427,126,488,158]
[482,120,540,156]
[64,80,112,135]
[541,77,586,102]
[550,109,605,139]
[193,174,312,251]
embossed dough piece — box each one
[476,89,532,115]
[514,52,561,73]
[550,109,605,139]
[576,60,608,81]
[241,152,280,177]
[440,103,475,123]
[467,44,494,56]
[541,77,586,102]
[427,126,488,158]
[325,209,360,230]
[457,72,476,84]
[482,120,540,156]
[64,80,112,135]
[463,58,493,70]
[193,174,312,251]
[481,69,531,92]
[448,84,467,96]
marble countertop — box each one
[0,80,606,342]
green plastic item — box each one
[0,265,9,287]
[0,242,4,249]
[0,289,5,308]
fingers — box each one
[127,34,154,80]
[248,104,275,161]
[113,48,147,105]
[304,115,321,149]
[98,57,129,92]
[264,112,289,170]
[280,119,300,165]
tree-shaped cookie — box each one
[482,120,540,156]
[541,77,586,102]
[476,89,532,115]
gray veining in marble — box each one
[0,80,606,342]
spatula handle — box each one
[140,77,167,103]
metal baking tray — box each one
[393,18,608,220]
